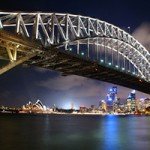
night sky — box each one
[0,0,150,108]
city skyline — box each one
[0,66,149,109]
[1,90,150,115]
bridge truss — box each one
[0,12,149,84]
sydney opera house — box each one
[21,100,49,113]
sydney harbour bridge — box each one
[0,12,149,94]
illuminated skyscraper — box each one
[127,90,136,112]
[113,98,121,112]
[99,100,107,112]
[106,86,117,106]
[128,90,136,100]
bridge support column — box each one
[0,53,37,75]
[6,46,17,62]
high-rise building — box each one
[106,86,117,106]
[128,90,136,100]
[99,100,107,112]
[113,98,121,112]
[126,90,136,112]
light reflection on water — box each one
[0,114,150,150]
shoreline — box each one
[0,111,150,116]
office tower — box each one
[127,90,136,112]
[106,86,117,106]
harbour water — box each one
[0,114,150,150]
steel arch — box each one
[0,12,149,81]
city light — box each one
[108,62,111,66]
[131,90,136,94]
[100,59,104,63]
[108,97,112,101]
[0,89,150,115]
[81,52,84,56]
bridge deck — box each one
[27,47,150,94]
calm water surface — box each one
[0,114,150,150]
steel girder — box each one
[0,12,149,81]
[0,30,41,74]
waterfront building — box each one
[79,106,88,113]
[99,100,107,112]
[144,98,150,108]
[22,100,47,113]
[126,90,136,112]
[126,98,132,112]
[113,98,121,113]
